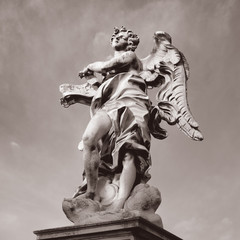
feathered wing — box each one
[140,32,203,141]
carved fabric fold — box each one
[91,73,152,182]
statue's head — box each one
[111,26,139,52]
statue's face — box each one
[111,31,129,51]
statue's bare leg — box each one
[109,152,136,210]
[82,111,112,199]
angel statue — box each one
[60,27,203,226]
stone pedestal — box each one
[34,217,182,240]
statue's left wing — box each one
[140,31,203,141]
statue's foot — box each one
[72,189,82,198]
[75,191,95,200]
[72,182,87,198]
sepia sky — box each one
[0,0,239,239]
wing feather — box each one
[140,31,203,141]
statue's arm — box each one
[87,51,136,73]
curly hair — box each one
[111,26,140,52]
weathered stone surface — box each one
[62,183,163,227]
[124,183,163,227]
[34,217,182,240]
[62,197,101,224]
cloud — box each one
[216,218,234,240]
[172,217,234,240]
[10,141,20,149]
[0,212,18,228]
[93,31,109,48]
[172,217,206,239]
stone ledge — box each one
[34,217,183,240]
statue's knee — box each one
[82,134,96,150]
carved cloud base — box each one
[62,183,163,228]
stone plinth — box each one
[34,217,182,240]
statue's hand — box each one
[78,67,94,79]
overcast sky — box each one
[0,0,239,240]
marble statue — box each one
[60,27,203,226]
